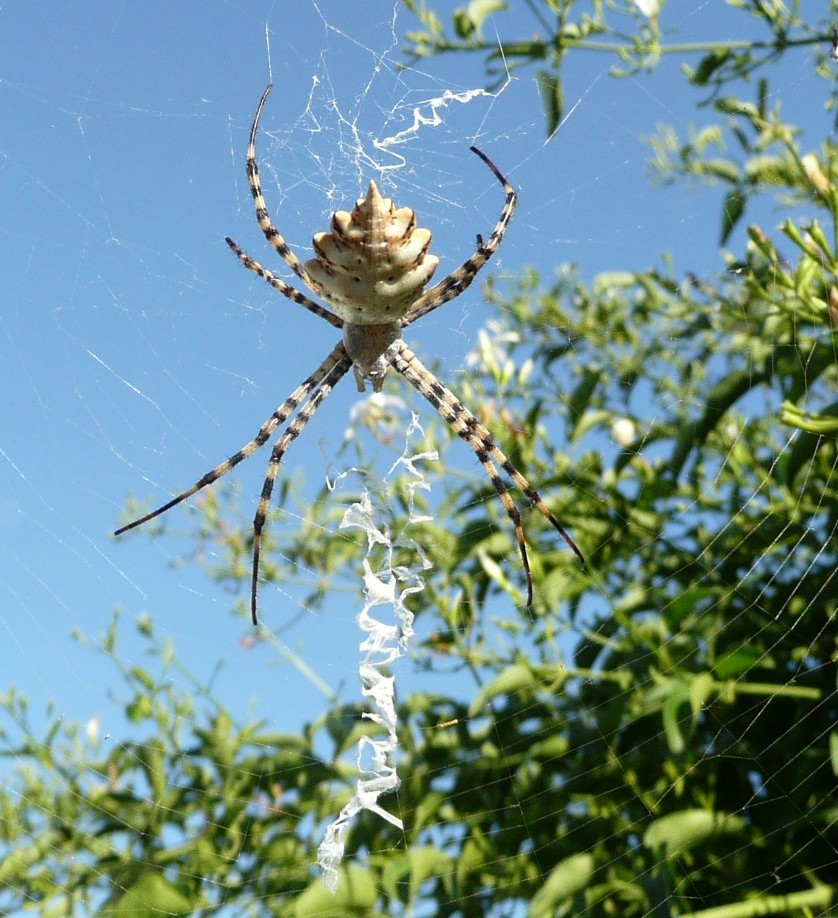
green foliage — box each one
[403,0,830,116]
[5,3,838,915]
[7,175,838,912]
[0,616,382,915]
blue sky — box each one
[0,3,827,751]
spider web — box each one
[0,2,836,916]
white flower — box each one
[633,0,660,18]
[612,418,637,448]
[344,393,408,441]
[86,714,101,746]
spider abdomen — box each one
[306,180,439,324]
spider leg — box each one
[390,342,583,605]
[114,341,350,539]
[244,84,328,298]
[250,352,352,624]
[401,146,518,328]
[225,237,342,329]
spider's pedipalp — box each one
[401,146,517,328]
[391,341,583,604]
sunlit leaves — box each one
[103,874,192,918]
[643,810,746,857]
[530,854,595,917]
[7,3,838,916]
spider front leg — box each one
[243,84,332,304]
[390,341,583,605]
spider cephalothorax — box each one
[116,84,582,623]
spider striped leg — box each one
[250,351,352,624]
[390,341,583,605]
[244,84,325,296]
[114,341,349,539]
[225,237,343,329]
[402,146,518,328]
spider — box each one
[115,84,583,624]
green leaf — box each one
[746,154,796,187]
[530,853,595,917]
[476,547,520,599]
[689,673,715,716]
[662,689,687,754]
[662,586,717,627]
[536,69,563,137]
[567,369,605,438]
[715,96,760,120]
[126,694,153,722]
[573,409,612,441]
[666,367,762,480]
[294,865,377,917]
[714,646,762,680]
[782,400,838,438]
[469,663,536,715]
[379,847,452,902]
[655,673,715,754]
[457,830,491,885]
[135,737,167,804]
[720,187,746,245]
[406,846,453,901]
[102,873,191,917]
[644,809,746,856]
[689,49,732,86]
[129,666,155,691]
[698,158,742,183]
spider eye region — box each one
[305,180,439,324]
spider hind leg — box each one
[249,350,352,623]
[391,341,582,605]
[114,342,353,625]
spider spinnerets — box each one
[115,84,583,624]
